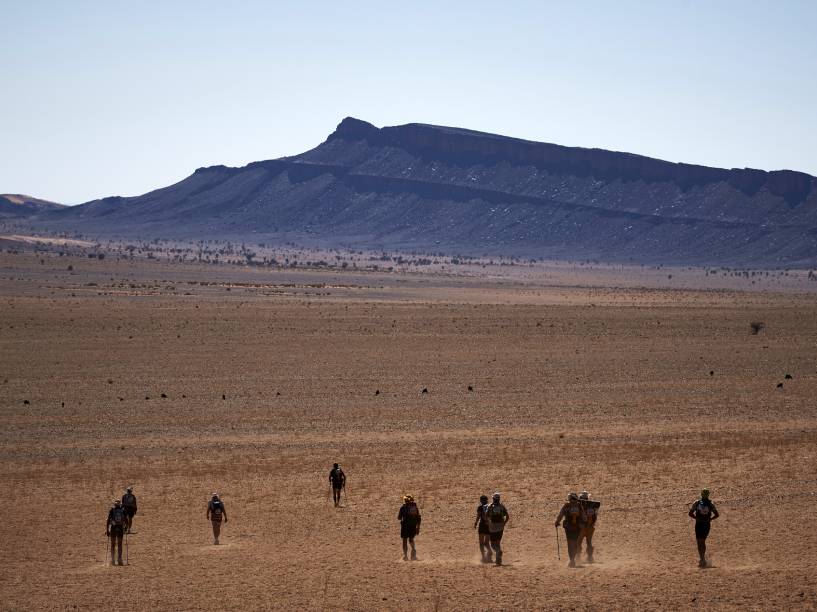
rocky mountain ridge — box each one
[14,118,817,265]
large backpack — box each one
[405,503,419,520]
[110,507,126,527]
[487,503,505,523]
[211,500,223,518]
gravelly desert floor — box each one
[1,251,816,610]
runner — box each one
[206,493,228,545]
[577,490,599,562]
[121,486,137,533]
[688,488,719,567]
[555,492,586,567]
[106,499,127,566]
[328,463,346,507]
[474,494,491,563]
[484,492,509,565]
[398,494,421,561]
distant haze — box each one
[2,0,816,204]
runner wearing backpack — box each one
[555,492,586,567]
[484,492,509,565]
[689,488,719,567]
[398,495,421,561]
[328,463,346,507]
[577,490,599,563]
[474,494,491,563]
[207,493,228,545]
[121,486,137,533]
[106,499,127,566]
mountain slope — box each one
[0,194,64,218]
[31,118,817,265]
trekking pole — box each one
[555,526,561,560]
[126,530,129,566]
[343,484,349,505]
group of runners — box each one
[105,466,719,569]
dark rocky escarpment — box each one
[24,118,817,265]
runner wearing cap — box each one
[555,492,586,567]
[206,493,228,545]
[484,492,509,565]
[398,494,421,560]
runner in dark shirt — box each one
[688,488,719,567]
[328,463,346,507]
[474,495,491,563]
[398,495,421,560]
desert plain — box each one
[1,249,816,610]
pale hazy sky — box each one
[2,0,816,204]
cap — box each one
[479,495,488,503]
[568,492,579,501]
[126,487,133,493]
[403,494,414,503]
[579,491,589,500]
[113,499,121,505]
[701,488,710,499]
[333,463,339,468]
[492,492,501,500]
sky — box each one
[2,0,816,204]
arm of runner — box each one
[710,504,719,520]
[688,503,696,519]
[555,505,565,526]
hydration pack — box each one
[111,507,126,527]
[211,501,223,517]
[487,503,505,523]
[405,503,419,519]
[123,493,136,507]
[696,501,711,517]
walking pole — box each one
[555,526,561,560]
[343,484,349,505]
[125,530,129,566]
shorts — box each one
[695,522,711,540]
[109,526,124,538]
[124,507,136,517]
[478,523,490,535]
[489,530,504,544]
[401,523,418,539]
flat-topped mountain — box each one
[22,118,817,264]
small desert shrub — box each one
[750,321,765,335]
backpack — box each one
[123,493,136,507]
[405,503,419,519]
[211,501,223,517]
[487,503,505,523]
[111,507,126,527]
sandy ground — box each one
[1,251,816,610]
